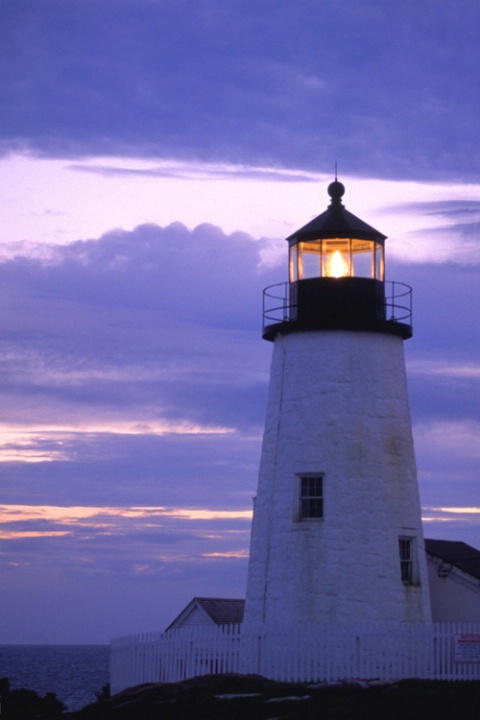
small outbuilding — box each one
[425,539,480,623]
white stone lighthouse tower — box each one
[244,180,431,627]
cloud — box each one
[415,419,480,523]
[408,360,480,381]
[1,1,480,181]
[0,503,252,530]
[415,420,480,462]
[0,227,477,513]
[0,220,273,377]
[0,500,251,641]
[0,221,271,324]
[396,200,480,220]
[391,260,480,352]
[0,502,252,591]
[422,506,480,533]
[422,506,480,551]
[393,202,480,264]
[67,159,319,184]
[0,222,275,532]
[0,421,236,464]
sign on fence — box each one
[452,633,480,663]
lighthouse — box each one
[243,180,431,627]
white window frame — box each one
[399,536,418,585]
[296,473,324,521]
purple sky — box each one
[0,0,479,644]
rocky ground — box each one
[65,674,480,720]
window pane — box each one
[299,475,323,520]
[375,245,384,280]
[289,246,298,282]
[399,538,413,584]
[351,240,374,278]
[399,539,411,560]
[301,498,323,518]
[302,476,322,497]
[299,242,321,279]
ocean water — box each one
[0,644,109,712]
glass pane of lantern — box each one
[322,238,350,277]
[351,240,374,278]
[299,241,321,279]
[375,245,384,280]
[289,245,298,281]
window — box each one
[298,475,323,520]
[399,537,414,584]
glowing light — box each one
[327,250,349,278]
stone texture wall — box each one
[244,330,432,627]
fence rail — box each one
[110,622,480,694]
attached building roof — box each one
[425,539,480,581]
[194,597,245,625]
[166,597,245,630]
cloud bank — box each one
[0,217,478,641]
[2,1,480,181]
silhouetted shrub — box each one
[0,676,66,719]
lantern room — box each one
[288,180,385,282]
[290,236,384,282]
[262,179,412,341]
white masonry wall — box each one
[244,330,432,627]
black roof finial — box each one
[328,163,345,204]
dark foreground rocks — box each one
[67,673,480,720]
[0,677,66,719]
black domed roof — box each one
[287,182,386,245]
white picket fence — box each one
[110,623,480,694]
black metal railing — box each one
[263,280,412,330]
[263,282,293,326]
[384,281,412,324]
